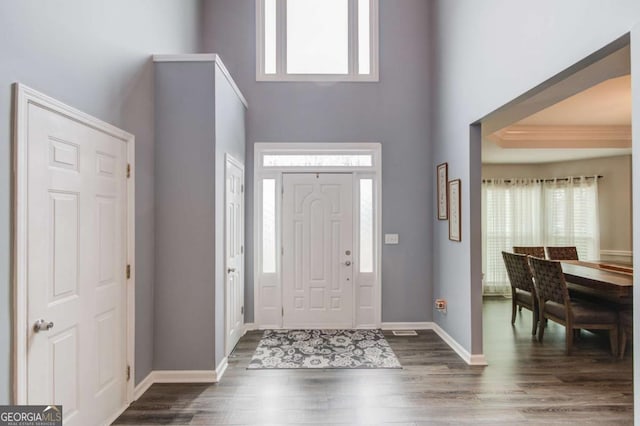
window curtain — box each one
[542,177,600,260]
[482,179,543,295]
[481,176,599,296]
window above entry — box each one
[256,0,379,82]
[263,154,373,167]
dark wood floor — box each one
[114,298,633,425]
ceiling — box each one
[483,75,632,164]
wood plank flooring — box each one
[114,298,633,425]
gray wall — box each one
[202,0,434,323]
[0,0,201,401]
[214,66,246,366]
[483,155,633,255]
[431,0,640,357]
[154,62,217,370]
[154,60,246,371]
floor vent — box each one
[392,330,418,336]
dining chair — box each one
[513,246,546,259]
[502,251,538,335]
[528,256,619,356]
[619,310,633,359]
[545,246,579,261]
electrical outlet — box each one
[435,299,447,313]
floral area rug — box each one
[247,329,402,369]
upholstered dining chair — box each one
[513,246,546,259]
[502,251,538,335]
[528,256,619,356]
[619,310,633,359]
[545,246,579,261]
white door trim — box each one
[224,153,245,356]
[253,143,382,329]
[12,83,136,406]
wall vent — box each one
[392,330,418,336]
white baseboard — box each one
[381,321,488,366]
[216,357,229,381]
[133,369,220,400]
[430,323,488,366]
[153,370,218,383]
[381,322,433,330]
[133,371,155,400]
[382,322,488,365]
[243,323,257,331]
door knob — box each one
[344,261,352,266]
[227,267,236,273]
[33,319,54,332]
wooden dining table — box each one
[561,260,633,305]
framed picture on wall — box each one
[437,162,448,220]
[448,179,461,242]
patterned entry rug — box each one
[247,329,402,369]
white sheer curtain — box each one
[542,177,600,260]
[482,179,542,295]
[482,176,599,296]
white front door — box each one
[282,173,354,328]
[26,101,128,425]
[225,155,245,354]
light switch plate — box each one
[384,234,399,245]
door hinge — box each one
[281,247,284,256]
[126,264,131,279]
[127,163,131,178]
[241,306,244,315]
[126,365,131,381]
[282,307,284,317]
[241,245,244,254]
[241,184,244,193]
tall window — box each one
[256,0,379,81]
[542,179,600,259]
[482,177,600,295]
[482,179,543,295]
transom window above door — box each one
[256,0,379,81]
[263,153,373,167]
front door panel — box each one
[282,174,354,328]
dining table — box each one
[561,260,633,306]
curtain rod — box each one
[482,175,603,184]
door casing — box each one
[253,143,382,329]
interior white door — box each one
[26,102,128,425]
[225,156,245,354]
[282,173,354,328]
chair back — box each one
[545,246,579,260]
[513,246,546,258]
[502,251,535,293]
[528,257,569,305]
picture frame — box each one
[436,162,448,220]
[448,179,461,242]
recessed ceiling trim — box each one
[488,125,631,149]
